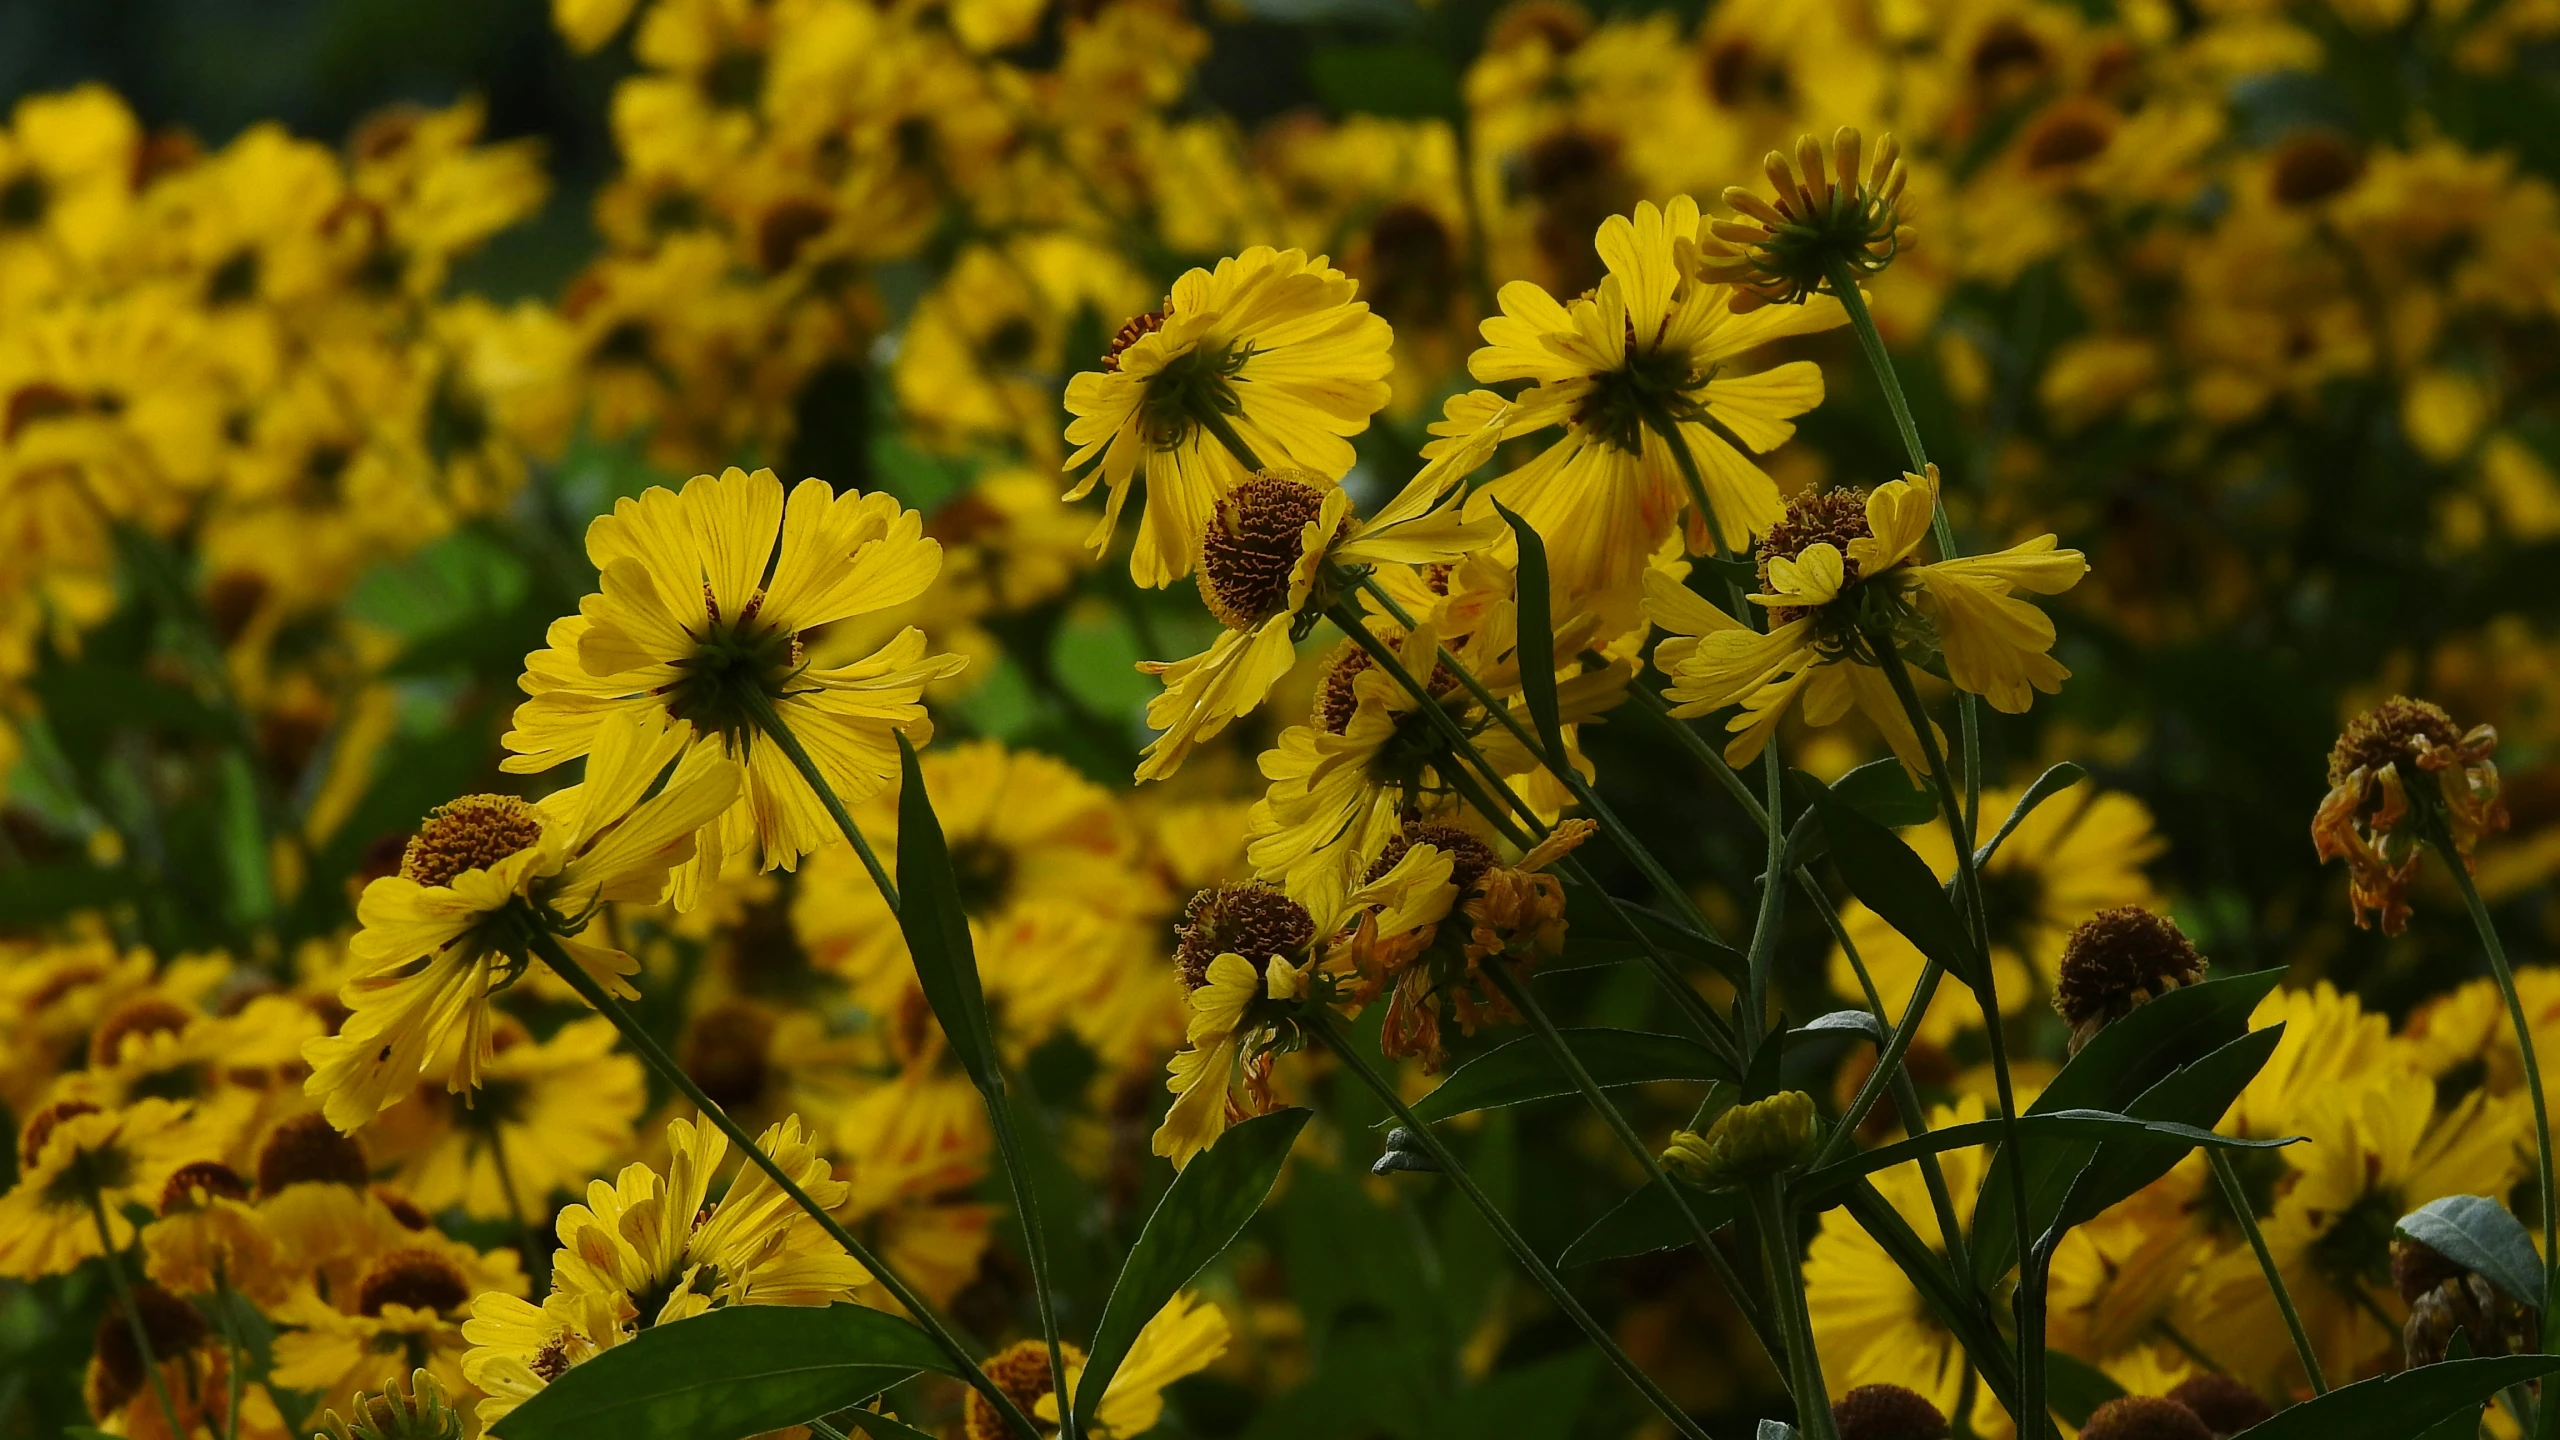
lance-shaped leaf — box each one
[2399,1195,2546,1312]
[1971,968,2285,1287]
[1792,1109,2298,1211]
[1558,1181,1745,1267]
[1973,762,2086,868]
[1407,1029,1734,1124]
[491,1303,950,1440]
[892,732,1004,1097]
[1829,758,1940,830]
[1494,501,1568,767]
[2049,1024,2286,1234]
[2229,1355,2560,1440]
[1808,785,1984,994]
[1072,1108,1310,1429]
[1562,886,1746,984]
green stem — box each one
[1311,1012,1716,1440]
[1646,407,1734,559]
[214,1265,244,1440]
[527,926,1046,1440]
[2436,828,2560,1381]
[1746,1179,1838,1440]
[734,693,1075,1440]
[2208,1149,2328,1395]
[1196,407,1267,474]
[1478,960,1783,1367]
[87,1186,185,1440]
[486,1130,550,1296]
[1743,747,1787,1049]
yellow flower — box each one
[1154,844,1454,1169]
[0,1097,191,1279]
[381,1016,646,1223]
[269,1245,483,1419]
[502,466,964,887]
[1823,784,2163,1048]
[144,1160,287,1306]
[304,713,738,1131]
[1696,128,1916,312]
[1063,246,1394,589]
[1451,196,1845,596]
[461,1111,865,1428]
[1135,405,1510,782]
[1646,466,2088,777]
[966,1293,1232,1440]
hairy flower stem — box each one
[1479,960,1783,1364]
[1746,1178,1839,1440]
[1820,256,1983,841]
[1321,599,1745,1071]
[2207,1148,2328,1395]
[2434,823,2560,1394]
[1311,1011,1718,1440]
[735,693,1077,1440]
[86,1187,186,1440]
[529,927,1047,1440]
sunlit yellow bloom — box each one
[1136,406,1510,782]
[1064,246,1394,589]
[1647,466,2087,776]
[504,466,964,888]
[304,714,738,1131]
[967,1293,1232,1440]
[1452,196,1844,595]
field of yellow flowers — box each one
[6,1,2560,1438]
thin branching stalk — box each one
[2207,1149,2328,1395]
[1310,1011,1718,1440]
[86,1188,186,1440]
[1745,1178,1838,1440]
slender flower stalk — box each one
[1745,1179,1839,1440]
[86,1189,185,1440]
[525,921,1047,1440]
[213,1267,244,1440]
[2208,1149,2328,1395]
[1309,1011,1716,1440]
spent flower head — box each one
[2052,906,2208,1055]
[2311,696,2504,934]
[1698,127,1914,312]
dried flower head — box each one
[2080,1397,2213,1440]
[1697,127,1914,311]
[1832,1384,1949,1440]
[2161,1378,2271,1440]
[2393,1234,2538,1366]
[2311,696,2504,934]
[2052,906,2208,1054]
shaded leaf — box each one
[2051,1025,2287,1234]
[1495,502,1568,770]
[892,732,1004,1096]
[1073,1108,1311,1429]
[1795,1110,2298,1210]
[1800,1010,1886,1043]
[1808,786,1982,994]
[1830,758,1940,830]
[2230,1356,2560,1440]
[2045,1349,2127,1427]
[1741,1021,1788,1102]
[1434,1350,1598,1440]
[491,1304,947,1440]
[835,1409,941,1440]
[1561,886,1747,984]
[2399,1195,2546,1312]
[1973,763,2086,867]
[1407,1029,1732,1124]
[1557,1180,1743,1267]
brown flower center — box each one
[2163,1376,2271,1439]
[2080,1396,2213,1440]
[1101,310,1165,372]
[401,794,543,887]
[2270,129,2363,208]
[257,1112,371,1195]
[1196,472,1338,629]
[1832,1383,1949,1440]
[1313,637,1458,735]
[965,1339,1090,1440]
[159,1160,252,1215]
[2328,696,2463,788]
[90,997,197,1067]
[90,1283,208,1415]
[1177,883,1317,990]
[1369,822,1500,896]
[2052,906,2208,1037]
[20,1099,101,1168]
[356,1248,472,1317]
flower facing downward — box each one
[2393,1231,2536,1366]
[303,714,739,1131]
[1645,466,2086,778]
[2052,906,2209,1055]
[2162,1377,2271,1439]
[1661,1089,1820,1189]
[503,466,964,890]
[0,1097,189,1279]
[1135,411,1508,783]
[1063,247,1393,589]
[1697,127,1916,312]
[2312,696,2504,934]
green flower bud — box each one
[1662,1090,1821,1188]
[314,1370,463,1440]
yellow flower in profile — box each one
[0,1097,191,1279]
[461,1112,867,1429]
[503,466,965,888]
[1155,844,1454,1169]
[1646,466,2088,777]
[966,1293,1232,1440]
[303,714,738,1132]
[1063,246,1394,589]
[1136,406,1510,782]
[1824,784,2163,1048]
[1451,196,1845,596]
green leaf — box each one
[1558,1180,1743,1267]
[1807,785,1982,994]
[834,1408,943,1440]
[1829,758,1940,829]
[1970,968,2286,1287]
[891,732,1004,1097]
[1793,1110,2298,1210]
[0,864,135,927]
[1799,1010,1886,1043]
[1494,502,1568,770]
[2399,1195,2546,1312]
[1073,1108,1311,1430]
[1561,887,1746,984]
[1434,1350,1598,1440]
[1741,1020,1787,1102]
[490,1303,948,1440]
[2050,1025,2285,1234]
[1756,1424,1799,1440]
[2044,1350,2126,1428]
[1841,1179,2020,1412]
[1406,1029,1733,1124]
[1973,763,2087,867]
[2230,1356,2560,1440]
